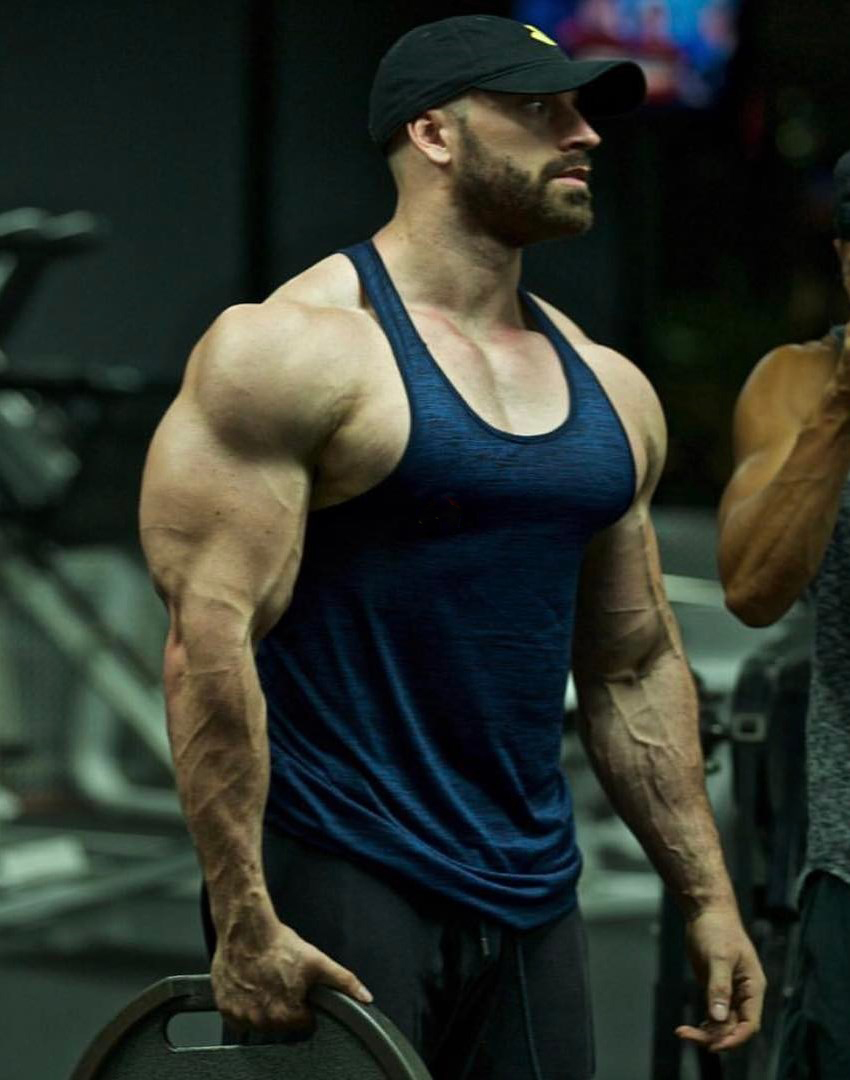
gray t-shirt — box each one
[806,324,850,886]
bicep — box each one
[139,395,311,643]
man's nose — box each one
[558,112,602,151]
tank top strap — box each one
[340,240,427,379]
[342,242,621,443]
[519,288,591,390]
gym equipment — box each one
[70,974,432,1080]
[0,208,195,947]
[0,206,105,342]
[0,207,198,946]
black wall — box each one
[1,0,245,379]
[0,0,661,381]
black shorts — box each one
[775,871,850,1079]
[201,827,595,1080]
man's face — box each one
[447,91,602,247]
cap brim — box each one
[472,58,646,117]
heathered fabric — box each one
[257,240,636,927]
[805,324,850,889]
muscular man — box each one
[718,151,850,1079]
[141,15,763,1077]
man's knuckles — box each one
[223,999,314,1035]
[250,1004,314,1034]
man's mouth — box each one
[550,165,591,187]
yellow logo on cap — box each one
[524,24,557,46]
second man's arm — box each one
[718,325,850,624]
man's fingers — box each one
[709,1020,759,1052]
[683,912,766,1053]
[210,929,374,1038]
[675,1017,756,1053]
[675,956,765,1054]
[244,1000,315,1036]
[733,969,766,1027]
[706,957,733,1022]
[309,950,374,1004]
[676,1023,712,1045]
[215,988,315,1036]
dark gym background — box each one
[0,1,847,1078]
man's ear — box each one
[406,110,452,166]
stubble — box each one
[451,117,594,247]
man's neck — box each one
[372,201,527,337]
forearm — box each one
[164,631,276,938]
[576,648,736,918]
[721,380,850,624]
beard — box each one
[450,119,594,247]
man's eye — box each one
[522,98,548,113]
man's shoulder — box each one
[270,251,364,312]
[196,254,372,382]
[182,254,372,446]
[752,337,836,375]
[739,337,837,414]
[210,252,368,356]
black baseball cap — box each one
[835,150,850,239]
[369,15,646,148]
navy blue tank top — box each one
[258,240,636,928]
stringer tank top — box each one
[257,240,636,927]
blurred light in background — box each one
[513,0,741,107]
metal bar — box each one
[0,849,197,928]
[0,552,171,767]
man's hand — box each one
[674,907,766,1053]
[211,920,373,1035]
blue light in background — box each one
[513,0,741,107]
